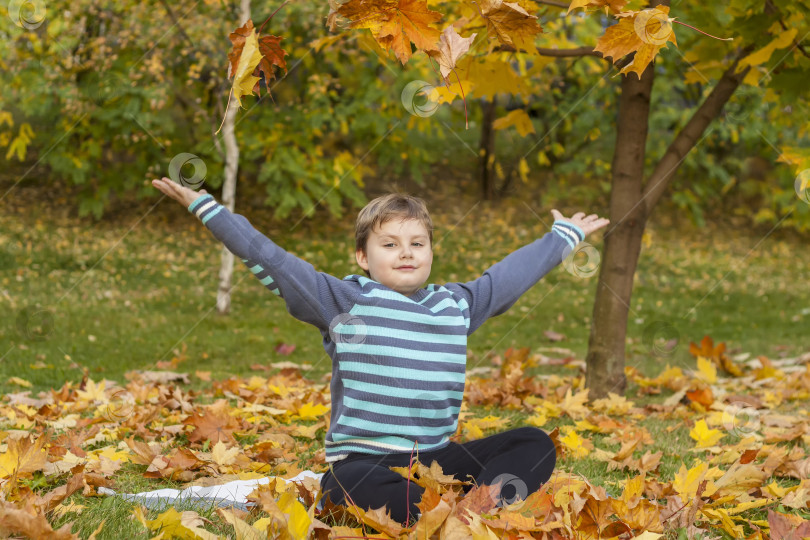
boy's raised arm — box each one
[443,211,608,335]
[153,178,357,332]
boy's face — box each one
[356,217,433,297]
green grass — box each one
[2,184,808,394]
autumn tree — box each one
[324,0,810,397]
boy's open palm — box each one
[152,176,208,208]
[551,209,610,238]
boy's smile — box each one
[355,217,433,298]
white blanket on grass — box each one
[99,471,324,512]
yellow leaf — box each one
[518,158,530,183]
[560,429,590,458]
[739,28,798,68]
[492,109,535,137]
[211,441,240,467]
[231,29,263,109]
[7,376,32,388]
[690,419,724,448]
[76,379,107,403]
[4,123,33,161]
[219,508,265,540]
[560,388,590,419]
[458,56,532,98]
[277,491,313,540]
[526,412,548,427]
[695,356,717,384]
[294,401,329,420]
[0,435,48,478]
[429,79,474,105]
[672,461,709,500]
[591,392,634,415]
[136,507,218,540]
[463,420,484,439]
[0,111,13,128]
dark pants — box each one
[319,427,557,525]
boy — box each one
[151,177,609,525]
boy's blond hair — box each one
[355,194,434,275]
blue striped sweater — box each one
[188,194,585,463]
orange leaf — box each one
[479,0,543,53]
[182,401,241,445]
[336,0,442,64]
[594,6,677,77]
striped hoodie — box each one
[188,194,585,463]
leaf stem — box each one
[258,1,290,35]
[672,20,733,41]
[215,89,234,135]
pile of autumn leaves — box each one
[1,337,810,539]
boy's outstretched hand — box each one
[152,176,209,208]
[551,209,610,238]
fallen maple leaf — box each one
[0,434,48,478]
[768,508,810,540]
[690,419,724,448]
[182,400,241,445]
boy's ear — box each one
[355,248,369,271]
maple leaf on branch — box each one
[428,26,477,79]
[475,0,543,53]
[331,0,443,64]
[593,6,733,78]
[594,6,677,77]
[567,0,628,15]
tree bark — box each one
[479,96,498,200]
[584,63,654,397]
[584,53,752,399]
[216,0,251,315]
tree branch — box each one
[537,0,569,8]
[492,44,606,59]
[641,47,755,213]
[537,46,603,58]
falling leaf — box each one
[227,24,263,109]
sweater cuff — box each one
[188,194,220,224]
[552,220,585,250]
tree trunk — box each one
[216,0,251,315]
[584,52,752,399]
[584,63,654,397]
[479,96,498,200]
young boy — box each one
[151,177,609,525]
